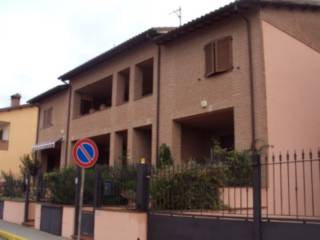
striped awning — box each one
[32,139,61,151]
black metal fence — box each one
[149,156,254,219]
[148,150,320,223]
[34,165,139,209]
[148,150,320,240]
[261,150,320,222]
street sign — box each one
[72,138,99,168]
[72,138,99,240]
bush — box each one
[44,167,76,204]
[222,150,252,187]
[1,171,24,199]
[193,140,253,187]
[19,153,40,177]
[158,144,173,168]
[19,153,41,186]
[150,164,224,210]
[101,165,137,205]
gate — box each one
[40,205,62,236]
[148,150,320,240]
[81,210,94,237]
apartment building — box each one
[0,94,38,175]
[30,0,320,169]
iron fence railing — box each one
[149,160,254,219]
[149,150,320,223]
[261,150,320,222]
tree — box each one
[19,153,41,185]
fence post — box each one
[74,167,82,237]
[36,171,43,202]
[136,163,150,211]
[93,164,102,208]
[24,172,30,223]
[252,153,262,240]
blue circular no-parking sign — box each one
[72,138,99,168]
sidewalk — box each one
[0,220,67,240]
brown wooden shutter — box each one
[204,42,215,77]
[215,36,233,73]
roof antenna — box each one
[170,6,182,26]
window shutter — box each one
[204,42,215,77]
[215,36,233,73]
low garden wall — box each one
[3,200,25,224]
[34,203,75,238]
[95,208,147,240]
[61,206,75,239]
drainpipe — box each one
[235,6,261,240]
[62,80,72,168]
[235,4,257,152]
[155,45,161,166]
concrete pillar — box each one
[127,128,134,165]
[171,121,182,164]
[111,74,118,107]
[109,132,116,166]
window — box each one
[0,123,9,151]
[80,98,92,116]
[135,58,154,99]
[75,76,113,118]
[204,36,233,77]
[116,68,130,105]
[43,108,53,128]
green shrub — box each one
[101,165,137,205]
[192,140,253,187]
[19,153,40,177]
[44,167,76,204]
[150,164,224,210]
[158,144,173,168]
[222,150,252,187]
[1,171,24,199]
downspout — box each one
[62,80,72,168]
[235,4,257,152]
[155,45,161,166]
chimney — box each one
[11,93,21,107]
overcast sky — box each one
[0,0,234,107]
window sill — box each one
[135,93,153,101]
[205,67,233,78]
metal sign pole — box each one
[77,168,85,240]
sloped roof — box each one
[59,27,174,80]
[58,0,320,81]
[28,84,69,104]
[0,104,35,113]
[156,0,320,43]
